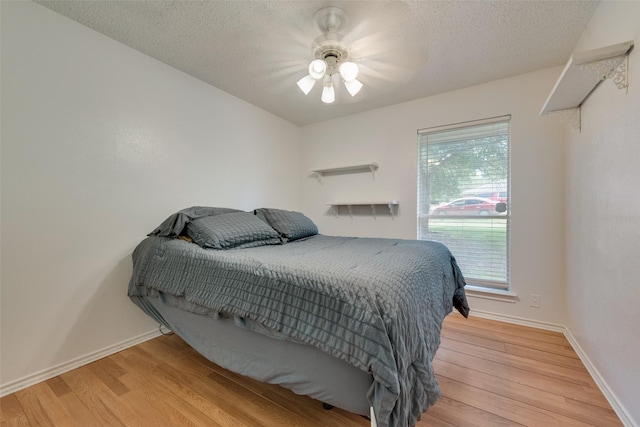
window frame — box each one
[417,115,511,290]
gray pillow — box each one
[254,208,318,242]
[148,206,242,237]
[186,212,282,250]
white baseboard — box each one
[563,328,636,427]
[467,308,565,333]
[0,329,161,398]
[468,309,636,427]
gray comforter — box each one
[128,234,469,427]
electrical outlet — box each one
[530,294,541,308]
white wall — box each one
[0,1,301,391]
[301,68,567,325]
[565,2,640,425]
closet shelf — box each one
[327,201,399,219]
[311,162,378,184]
[540,40,633,131]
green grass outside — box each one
[423,217,508,283]
[427,218,507,249]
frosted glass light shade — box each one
[297,75,316,95]
[321,84,335,103]
[309,59,327,79]
[339,62,359,82]
[344,78,363,96]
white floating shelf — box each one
[326,201,399,219]
[540,40,633,131]
[311,162,378,184]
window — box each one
[417,116,510,290]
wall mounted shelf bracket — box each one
[540,40,633,132]
[547,107,581,132]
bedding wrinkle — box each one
[128,234,468,427]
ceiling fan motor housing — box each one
[312,6,351,74]
[313,34,349,72]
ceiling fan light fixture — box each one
[299,6,363,104]
[344,78,363,97]
[321,83,335,103]
[297,75,316,95]
[309,59,327,79]
[339,62,359,82]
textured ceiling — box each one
[34,0,599,126]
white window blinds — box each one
[417,116,510,289]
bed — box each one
[128,207,469,427]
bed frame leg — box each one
[370,406,378,427]
[321,403,376,427]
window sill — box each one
[464,285,517,303]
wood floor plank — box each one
[504,342,587,369]
[446,313,566,341]
[441,327,508,352]
[14,381,98,427]
[12,386,54,427]
[415,410,458,427]
[86,360,130,397]
[438,336,596,387]
[118,345,228,427]
[43,376,71,398]
[443,321,579,359]
[61,364,143,426]
[0,394,31,426]
[435,347,611,409]
[433,359,621,426]
[114,350,234,427]
[42,377,105,427]
[445,329,586,371]
[98,357,127,378]
[436,375,594,427]
[426,395,524,426]
[1,315,621,426]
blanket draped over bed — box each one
[128,234,469,427]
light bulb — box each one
[344,79,363,96]
[308,59,327,80]
[297,75,316,95]
[321,84,335,103]
[339,62,359,82]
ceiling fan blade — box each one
[338,3,429,86]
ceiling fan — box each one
[293,3,428,106]
[296,6,363,103]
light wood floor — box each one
[1,314,621,426]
